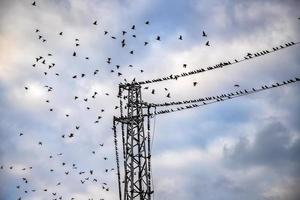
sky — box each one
[0,0,300,200]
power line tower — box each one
[113,82,153,200]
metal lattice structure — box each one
[114,83,153,200]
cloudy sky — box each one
[0,0,300,200]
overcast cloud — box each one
[0,0,300,200]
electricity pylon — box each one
[113,82,153,200]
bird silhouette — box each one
[93,20,98,25]
[202,31,207,37]
[205,41,210,46]
[179,35,183,40]
[32,1,36,6]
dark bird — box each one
[145,21,150,25]
[59,32,63,36]
[202,31,207,37]
[131,25,135,30]
[35,29,39,32]
[19,133,23,136]
[156,36,161,41]
[73,52,76,56]
[76,43,80,46]
[183,64,187,68]
[104,31,108,35]
[122,31,127,35]
[205,41,210,46]
[193,82,197,86]
[24,87,28,90]
[166,93,170,98]
[93,20,98,25]
[144,41,148,46]
[151,89,155,94]
[130,50,134,54]
[38,141,42,145]
[72,75,77,78]
[32,1,36,6]
[179,35,183,40]
[76,126,80,130]
[234,84,240,87]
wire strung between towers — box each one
[153,77,300,115]
[131,41,299,86]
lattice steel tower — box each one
[113,82,153,200]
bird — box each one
[59,32,63,36]
[24,87,28,90]
[145,21,150,25]
[73,52,76,56]
[144,41,148,46]
[131,25,135,30]
[205,41,210,46]
[93,20,98,25]
[19,133,23,136]
[179,35,183,40]
[234,84,240,87]
[156,36,161,41]
[183,64,187,68]
[202,31,207,37]
[151,89,155,94]
[32,1,36,6]
[193,82,197,86]
[166,93,170,98]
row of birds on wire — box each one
[131,41,299,85]
[153,77,300,115]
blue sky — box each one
[0,0,300,199]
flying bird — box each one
[202,31,207,37]
[32,1,36,6]
[93,20,98,25]
[205,41,210,46]
[179,35,183,40]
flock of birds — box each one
[1,1,299,200]
[2,1,213,200]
